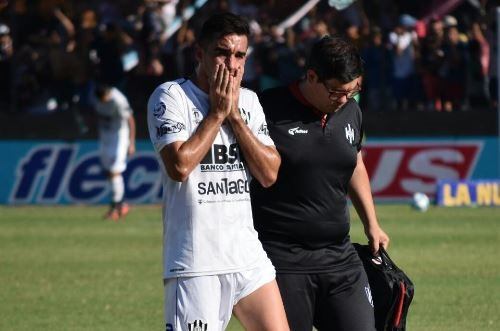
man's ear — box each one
[306,69,318,84]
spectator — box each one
[229,0,259,21]
[253,24,284,90]
[1,0,498,114]
[421,17,445,111]
[157,0,178,30]
[487,16,497,109]
[440,16,468,112]
[388,14,419,111]
[72,9,99,111]
[93,21,133,89]
[361,26,392,111]
[140,0,171,77]
[466,22,490,109]
[0,23,12,110]
[0,0,7,12]
[174,22,196,77]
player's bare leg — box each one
[104,171,126,221]
[103,204,120,221]
[233,279,290,331]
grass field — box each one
[0,204,498,331]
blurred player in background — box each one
[94,83,136,221]
[147,12,289,331]
[251,35,390,331]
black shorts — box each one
[276,266,376,331]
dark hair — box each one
[95,83,112,99]
[306,35,364,83]
[197,12,250,48]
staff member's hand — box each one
[366,225,390,255]
[209,63,233,119]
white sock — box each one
[111,175,125,204]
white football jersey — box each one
[95,87,132,142]
[147,79,274,278]
[95,87,132,172]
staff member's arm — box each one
[161,65,233,182]
[227,69,280,188]
[348,152,390,254]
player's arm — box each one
[226,69,280,188]
[160,113,225,182]
[160,64,233,182]
[348,151,389,254]
[127,114,136,155]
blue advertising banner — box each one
[0,141,162,204]
[0,137,498,204]
[436,179,500,207]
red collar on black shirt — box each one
[289,81,329,128]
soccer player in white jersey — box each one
[147,13,289,331]
[94,83,136,221]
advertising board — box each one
[0,138,498,204]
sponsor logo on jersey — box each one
[153,102,166,118]
[192,108,203,124]
[239,107,250,124]
[188,320,207,331]
[345,123,355,144]
[200,143,245,172]
[288,127,308,135]
[156,119,186,138]
[197,178,249,196]
[258,123,269,136]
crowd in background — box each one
[0,0,498,114]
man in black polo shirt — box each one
[251,35,390,331]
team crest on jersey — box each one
[239,107,250,124]
[156,119,185,138]
[258,123,269,136]
[192,108,203,124]
[345,123,355,144]
[153,102,166,119]
[188,320,207,331]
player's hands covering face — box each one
[209,63,234,119]
[231,66,244,115]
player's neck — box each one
[192,67,210,94]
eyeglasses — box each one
[321,81,361,100]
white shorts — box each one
[99,131,129,173]
[164,257,276,331]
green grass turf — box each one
[0,205,498,331]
